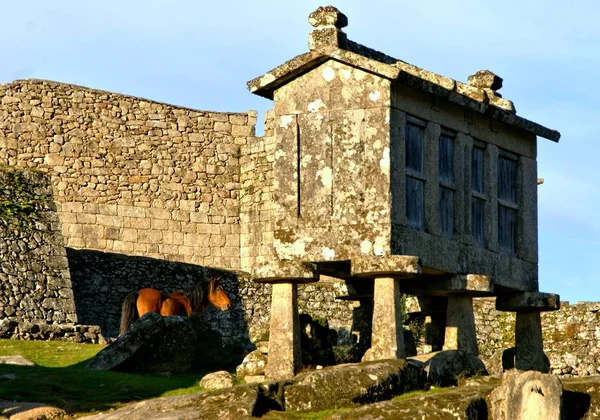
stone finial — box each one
[308,6,348,51]
[467,70,503,91]
[309,6,348,28]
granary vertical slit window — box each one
[498,150,518,254]
[405,116,425,230]
[471,145,485,246]
[438,130,454,238]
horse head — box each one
[208,276,231,311]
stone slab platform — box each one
[496,292,560,312]
[251,261,319,284]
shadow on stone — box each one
[561,390,591,420]
[86,312,243,373]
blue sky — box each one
[1,1,598,303]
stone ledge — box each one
[402,274,494,297]
[252,261,319,284]
[496,292,560,312]
[351,255,421,278]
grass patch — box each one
[392,386,446,401]
[0,339,209,415]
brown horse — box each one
[119,276,231,335]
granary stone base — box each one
[265,282,302,380]
[362,277,405,361]
[515,311,549,372]
[443,295,479,355]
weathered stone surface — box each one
[410,350,488,387]
[308,6,348,28]
[329,385,493,419]
[265,282,301,380]
[86,312,199,373]
[490,370,562,420]
[351,256,421,278]
[0,168,77,326]
[496,292,560,312]
[284,359,422,412]
[84,383,281,420]
[236,350,268,377]
[0,400,68,420]
[467,70,503,91]
[199,371,235,390]
[362,277,405,362]
[515,311,550,372]
[0,320,105,344]
[244,375,267,383]
[0,356,35,366]
[443,295,479,355]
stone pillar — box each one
[515,311,548,372]
[362,277,405,361]
[443,295,478,355]
[265,282,302,380]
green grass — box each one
[0,339,209,415]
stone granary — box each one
[247,6,561,379]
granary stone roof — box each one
[248,6,560,142]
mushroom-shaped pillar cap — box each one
[309,6,348,29]
[467,70,503,91]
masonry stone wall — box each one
[0,79,255,268]
[0,167,77,324]
[239,110,276,271]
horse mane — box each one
[182,280,210,313]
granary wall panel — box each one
[0,79,256,267]
[274,60,391,116]
[389,81,539,282]
[268,62,394,262]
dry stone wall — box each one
[0,167,77,324]
[474,298,600,377]
[239,110,276,271]
[0,79,256,268]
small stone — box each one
[199,370,235,389]
[309,6,348,28]
[236,350,268,377]
[244,375,266,383]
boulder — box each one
[410,350,488,387]
[236,350,268,377]
[284,359,422,412]
[83,383,283,420]
[490,370,563,420]
[86,312,199,373]
[199,371,235,390]
[329,385,493,419]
